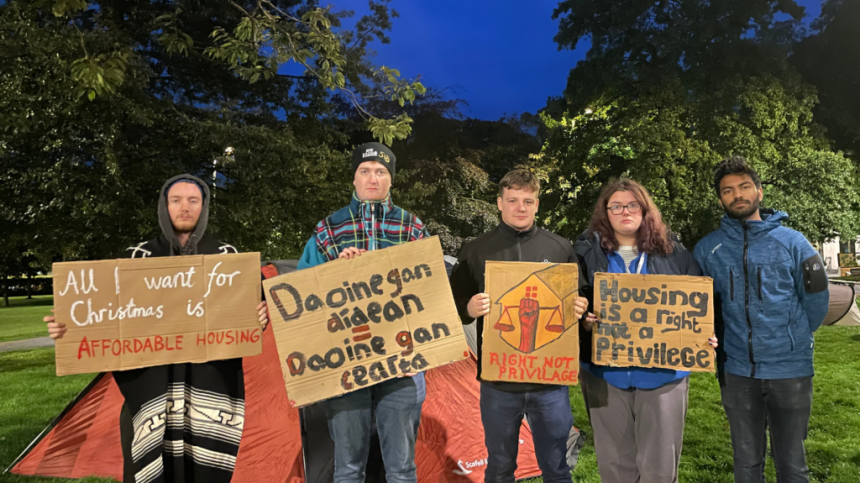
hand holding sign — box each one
[468,293,491,319]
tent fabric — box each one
[11,262,543,482]
[834,301,860,326]
[822,282,860,326]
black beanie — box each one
[352,142,396,178]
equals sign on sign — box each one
[351,325,372,342]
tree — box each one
[793,0,860,161]
[542,0,860,246]
[0,0,424,273]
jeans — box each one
[320,374,425,483]
[480,382,573,483]
[721,372,813,483]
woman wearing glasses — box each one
[574,178,718,483]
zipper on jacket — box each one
[757,266,762,302]
[370,203,376,251]
[517,238,522,261]
[729,269,735,301]
[743,223,756,378]
[787,325,795,351]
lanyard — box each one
[623,252,646,274]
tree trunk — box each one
[3,274,8,308]
[27,272,32,299]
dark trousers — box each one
[120,403,134,483]
[720,373,813,483]
[480,382,573,483]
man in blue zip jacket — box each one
[694,157,829,483]
[297,142,428,483]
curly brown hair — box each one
[588,178,674,255]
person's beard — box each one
[172,218,197,234]
[724,197,760,220]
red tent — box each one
[9,264,543,482]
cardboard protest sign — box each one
[482,262,580,385]
[591,273,715,372]
[262,236,468,407]
[53,253,262,376]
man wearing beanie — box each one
[298,142,428,483]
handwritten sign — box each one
[52,253,262,376]
[482,262,580,385]
[591,273,715,372]
[262,237,468,407]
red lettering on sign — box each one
[77,337,91,360]
[100,339,111,357]
[142,338,154,353]
[250,329,260,343]
[176,335,183,350]
[226,331,235,345]
[112,340,122,356]
[123,340,131,354]
[197,334,206,346]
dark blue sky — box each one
[348,0,823,120]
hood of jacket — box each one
[718,208,788,240]
[157,174,211,256]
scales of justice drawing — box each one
[490,264,579,354]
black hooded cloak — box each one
[112,174,245,483]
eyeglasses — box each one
[607,202,641,215]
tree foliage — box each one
[792,0,860,161]
[0,0,421,279]
[543,0,860,246]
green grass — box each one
[534,325,860,482]
[0,348,114,483]
[1,327,858,482]
[833,276,860,282]
[0,296,53,343]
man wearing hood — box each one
[297,142,427,483]
[694,157,829,483]
[46,174,269,483]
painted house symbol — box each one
[492,264,578,353]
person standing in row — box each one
[450,168,588,483]
[575,178,718,483]
[694,157,828,483]
[47,174,269,483]
[297,142,428,483]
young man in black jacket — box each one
[450,169,587,483]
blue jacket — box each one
[575,231,701,390]
[693,210,829,380]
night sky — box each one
[347,0,823,120]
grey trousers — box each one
[580,369,689,483]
